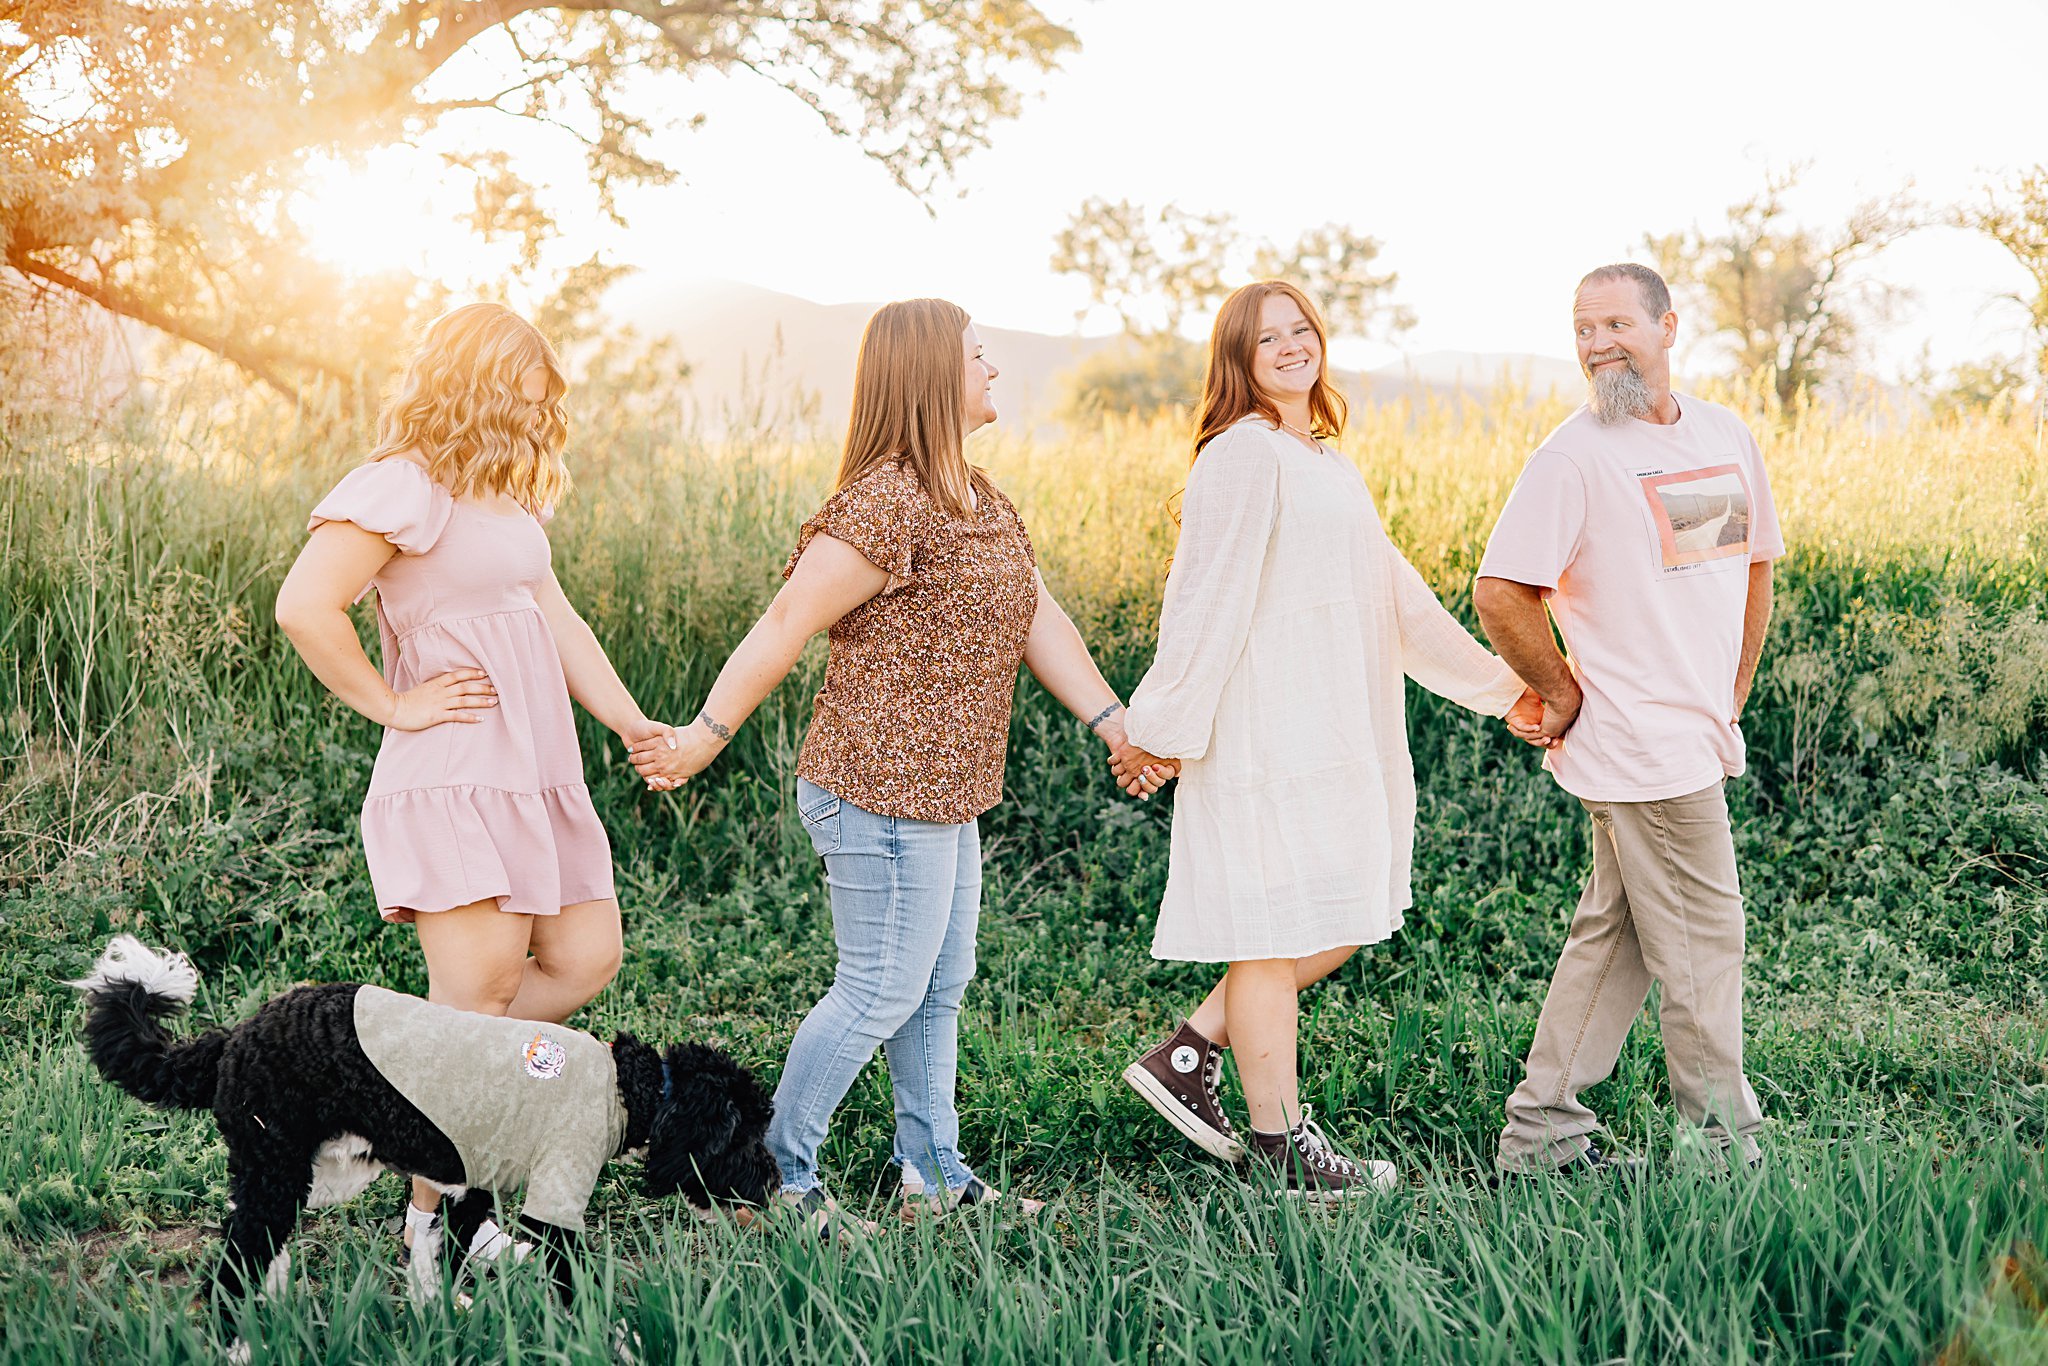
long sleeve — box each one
[1385,536,1525,717]
[1123,428,1281,760]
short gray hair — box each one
[1577,263,1671,319]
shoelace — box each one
[1293,1106,1360,1178]
[1200,1050,1236,1135]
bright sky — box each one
[304,0,2047,381]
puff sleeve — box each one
[307,459,456,556]
[784,460,935,584]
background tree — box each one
[1648,168,1919,407]
[1958,165,2048,404]
[1916,354,2031,423]
[0,1,1077,403]
[1049,198,1241,338]
[1051,199,1413,418]
[1054,337,1207,425]
[1250,224,1416,340]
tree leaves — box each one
[1646,166,1921,407]
[3,0,1077,402]
[1052,197,1413,344]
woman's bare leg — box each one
[1223,959,1305,1132]
[1188,944,1358,1047]
[406,901,535,1218]
[508,897,623,1024]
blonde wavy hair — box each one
[370,303,571,511]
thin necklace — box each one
[1278,417,1318,444]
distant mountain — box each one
[605,277,1584,431]
[1372,350,1584,397]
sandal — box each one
[898,1171,1046,1219]
[775,1186,878,1244]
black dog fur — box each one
[72,937,777,1314]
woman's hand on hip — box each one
[385,669,497,731]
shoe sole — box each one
[1277,1160,1400,1200]
[1122,1063,1247,1162]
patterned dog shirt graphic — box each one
[523,1033,567,1080]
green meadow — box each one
[2,378,2046,1363]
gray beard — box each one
[1589,363,1655,426]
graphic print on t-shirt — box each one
[1634,463,1753,574]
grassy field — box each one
[3,377,2047,1363]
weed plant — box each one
[1,376,2045,1362]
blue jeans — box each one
[768,777,983,1195]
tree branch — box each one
[7,253,310,404]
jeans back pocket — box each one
[795,778,842,857]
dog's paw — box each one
[224,1338,252,1366]
[465,1218,534,1266]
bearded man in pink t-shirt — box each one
[1476,263,1779,1174]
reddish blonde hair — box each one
[835,298,984,519]
[370,302,571,512]
[1192,281,1347,462]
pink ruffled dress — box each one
[307,458,615,923]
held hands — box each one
[1109,741,1177,798]
[1504,686,1578,750]
[617,714,679,768]
[627,715,722,792]
[384,669,498,731]
[1092,708,1177,799]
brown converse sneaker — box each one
[1122,1020,1246,1162]
[1250,1107,1398,1201]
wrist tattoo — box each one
[1086,702,1123,731]
[697,711,733,742]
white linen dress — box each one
[1123,416,1525,962]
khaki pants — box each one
[1496,780,1764,1169]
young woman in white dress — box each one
[1114,281,1544,1197]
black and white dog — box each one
[72,936,777,1312]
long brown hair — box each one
[1191,281,1347,463]
[835,298,984,518]
[370,302,571,512]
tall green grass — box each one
[2,376,2046,1362]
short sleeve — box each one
[308,459,455,556]
[987,484,1038,572]
[783,461,934,583]
[1739,426,1784,562]
[1477,448,1585,591]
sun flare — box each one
[290,149,476,282]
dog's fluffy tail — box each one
[68,936,225,1110]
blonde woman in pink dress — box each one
[276,302,676,1265]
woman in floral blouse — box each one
[631,298,1165,1235]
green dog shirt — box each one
[352,986,628,1230]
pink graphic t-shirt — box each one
[1478,394,1783,803]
